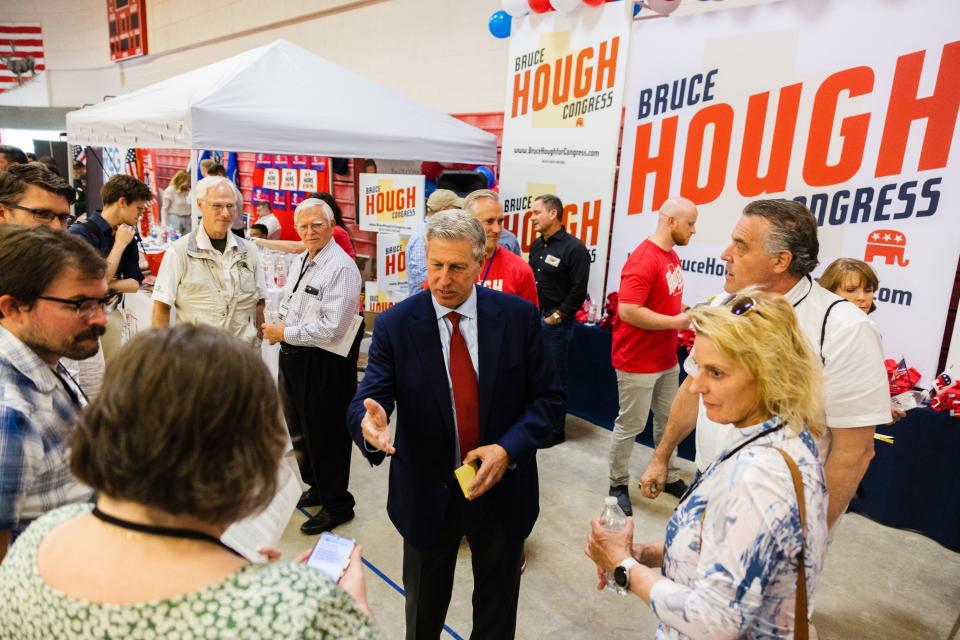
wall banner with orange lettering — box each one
[499,1,632,306]
[358,173,424,234]
[609,0,960,381]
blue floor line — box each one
[296,506,464,640]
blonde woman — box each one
[818,258,879,315]
[587,289,829,639]
[160,170,192,235]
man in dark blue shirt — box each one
[69,174,151,293]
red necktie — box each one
[448,312,480,458]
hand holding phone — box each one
[307,532,356,581]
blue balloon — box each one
[633,2,642,16]
[474,165,496,189]
[424,178,437,198]
[488,11,512,39]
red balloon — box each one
[529,0,552,12]
[582,0,605,5]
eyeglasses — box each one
[206,202,237,213]
[35,292,122,320]
[295,221,328,233]
[6,203,74,227]
[726,295,760,316]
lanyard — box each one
[676,422,785,506]
[291,254,312,294]
[479,247,498,284]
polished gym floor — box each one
[276,414,960,640]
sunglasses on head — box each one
[726,295,760,317]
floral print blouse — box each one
[650,417,829,639]
[0,503,381,639]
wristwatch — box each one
[614,557,639,590]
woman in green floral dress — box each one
[0,325,380,639]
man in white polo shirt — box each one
[639,199,890,528]
[151,177,265,345]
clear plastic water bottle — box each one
[274,256,287,288]
[600,496,628,595]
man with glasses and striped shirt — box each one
[0,227,111,561]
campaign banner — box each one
[280,169,298,191]
[364,281,400,313]
[299,169,318,193]
[609,0,960,381]
[499,1,631,306]
[263,168,280,190]
[499,163,615,304]
[273,154,289,168]
[291,155,309,170]
[376,233,409,300]
[255,153,273,168]
[500,2,631,169]
[290,191,307,210]
[358,173,425,234]
[252,186,272,204]
[270,189,288,211]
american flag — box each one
[71,144,86,165]
[124,148,139,176]
[891,358,909,383]
[0,24,45,94]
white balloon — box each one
[645,0,681,15]
[550,0,581,12]
[502,0,530,16]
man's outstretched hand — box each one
[360,398,395,455]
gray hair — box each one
[743,199,819,277]
[462,189,499,215]
[196,176,239,202]
[425,209,485,263]
[294,197,334,223]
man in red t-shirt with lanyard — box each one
[608,197,698,516]
[463,190,539,308]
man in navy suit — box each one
[348,210,563,639]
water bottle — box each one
[274,256,287,288]
[599,496,628,594]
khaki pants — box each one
[608,365,680,487]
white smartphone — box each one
[307,532,356,581]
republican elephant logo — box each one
[864,229,909,267]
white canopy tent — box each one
[66,39,497,165]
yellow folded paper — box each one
[454,461,479,498]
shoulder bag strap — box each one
[774,447,808,640]
[819,299,846,364]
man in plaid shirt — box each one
[0,227,109,560]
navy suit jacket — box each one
[347,286,564,549]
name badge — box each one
[545,254,561,267]
[278,301,290,321]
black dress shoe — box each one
[300,510,355,535]
[297,490,322,509]
[662,479,689,500]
